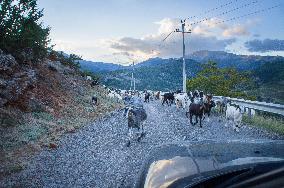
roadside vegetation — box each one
[243,113,284,136]
[188,61,284,135]
[187,61,256,100]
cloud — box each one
[253,34,260,38]
[222,25,249,37]
[106,18,239,62]
[54,17,255,63]
[245,39,284,52]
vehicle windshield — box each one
[0,0,283,187]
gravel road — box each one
[1,100,283,187]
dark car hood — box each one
[134,140,284,188]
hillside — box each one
[98,51,284,90]
[249,61,284,104]
[100,59,201,91]
[187,50,284,70]
[80,51,284,74]
[79,60,124,73]
[0,50,122,178]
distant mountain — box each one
[79,60,124,73]
[78,57,170,73]
[133,57,170,68]
[99,59,201,91]
[80,51,284,94]
[186,50,284,70]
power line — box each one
[162,4,279,43]
[187,0,258,26]
[188,0,239,19]
[162,31,175,41]
[205,4,280,26]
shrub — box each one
[0,0,51,62]
[48,50,82,70]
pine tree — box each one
[0,0,51,62]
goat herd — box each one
[93,87,255,147]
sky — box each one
[38,0,284,65]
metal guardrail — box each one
[213,96,284,116]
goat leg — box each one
[190,113,194,125]
[199,115,202,128]
[126,127,133,147]
[195,115,198,125]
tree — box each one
[0,0,51,62]
[48,51,82,70]
[187,61,255,99]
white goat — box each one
[225,103,243,132]
[86,76,92,81]
[175,93,189,109]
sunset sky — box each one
[38,0,284,65]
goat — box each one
[86,76,92,81]
[175,93,189,109]
[215,97,228,115]
[92,95,98,107]
[225,103,243,132]
[202,95,215,121]
[154,91,160,100]
[188,103,205,127]
[126,105,147,147]
[108,91,122,101]
[187,95,213,127]
[162,92,175,106]
[144,92,150,103]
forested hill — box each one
[187,50,284,70]
[99,59,201,91]
[97,52,284,92]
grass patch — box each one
[243,114,284,135]
[33,112,54,121]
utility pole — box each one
[130,61,135,91]
[133,61,136,91]
[175,20,191,93]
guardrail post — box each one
[248,108,252,119]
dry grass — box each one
[243,114,284,135]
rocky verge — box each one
[0,50,122,179]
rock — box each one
[0,114,19,128]
[47,61,60,72]
[26,98,45,112]
[0,51,37,107]
[0,78,7,88]
[45,106,55,114]
[0,53,18,75]
[67,127,76,133]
